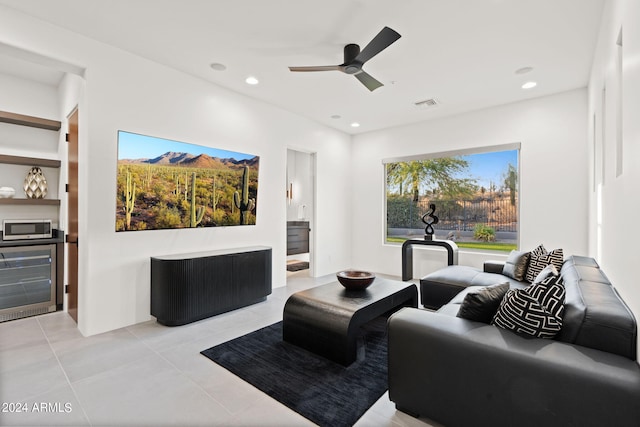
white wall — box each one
[0,6,352,336]
[588,0,640,356]
[351,89,589,279]
[0,71,58,119]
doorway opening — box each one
[286,149,315,278]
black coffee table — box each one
[283,278,418,365]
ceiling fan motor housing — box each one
[343,44,362,74]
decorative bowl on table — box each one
[336,270,376,290]
[0,187,16,198]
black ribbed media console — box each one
[151,246,272,326]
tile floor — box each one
[0,270,439,426]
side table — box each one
[401,239,458,281]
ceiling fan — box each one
[288,26,401,92]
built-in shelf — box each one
[0,111,64,319]
[0,155,61,206]
[0,111,61,131]
[0,198,60,206]
[0,113,62,208]
[0,154,61,168]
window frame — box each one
[382,142,521,252]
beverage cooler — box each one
[0,244,56,322]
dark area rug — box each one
[201,318,388,427]
[286,261,309,272]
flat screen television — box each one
[116,131,259,231]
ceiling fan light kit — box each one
[288,26,401,92]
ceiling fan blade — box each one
[355,27,401,64]
[355,71,384,91]
[288,65,343,72]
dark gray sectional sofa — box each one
[388,255,640,427]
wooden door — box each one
[67,109,79,323]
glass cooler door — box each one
[0,244,56,322]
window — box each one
[384,144,520,252]
[615,27,623,177]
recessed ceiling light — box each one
[350,122,360,128]
[330,115,341,119]
[245,76,259,85]
[521,81,537,89]
[210,63,226,71]
[515,66,533,75]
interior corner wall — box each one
[588,0,640,358]
[351,89,589,279]
[0,6,352,336]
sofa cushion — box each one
[456,283,510,323]
[525,244,564,283]
[558,256,637,359]
[421,266,526,309]
[492,275,565,338]
[502,250,530,281]
[420,266,483,309]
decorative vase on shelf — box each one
[23,167,48,199]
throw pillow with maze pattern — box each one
[491,274,565,339]
[524,244,564,283]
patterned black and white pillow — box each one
[492,274,565,339]
[524,245,564,283]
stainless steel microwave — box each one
[2,219,53,240]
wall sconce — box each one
[286,182,293,205]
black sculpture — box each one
[421,203,439,241]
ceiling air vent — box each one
[414,98,438,109]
